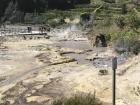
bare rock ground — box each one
[0,38,140,105]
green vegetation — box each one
[51,94,102,105]
[109,9,140,54]
[110,30,140,54]
[0,0,90,23]
[84,0,140,54]
[0,0,140,54]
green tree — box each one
[127,11,140,30]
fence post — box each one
[112,57,117,105]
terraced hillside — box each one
[38,0,139,25]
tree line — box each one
[0,0,90,16]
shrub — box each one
[115,15,126,29]
[114,9,140,30]
[51,93,102,105]
[111,30,140,54]
[127,11,140,30]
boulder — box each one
[26,96,51,103]
[98,69,109,75]
[94,34,107,47]
[80,13,91,22]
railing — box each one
[0,27,49,36]
[0,28,28,36]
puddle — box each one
[63,53,92,65]
[53,40,94,65]
[53,40,93,50]
[93,53,129,67]
[53,40,129,67]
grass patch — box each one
[51,93,102,105]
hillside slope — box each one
[0,0,91,23]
